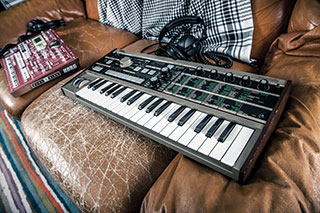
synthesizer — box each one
[1,29,79,97]
[61,49,291,182]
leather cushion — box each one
[20,74,176,212]
[141,26,320,212]
[288,0,320,32]
[0,18,138,120]
[0,0,85,47]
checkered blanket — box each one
[98,0,254,63]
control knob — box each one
[149,76,161,89]
[224,72,234,82]
[196,66,204,76]
[161,67,171,80]
[119,57,133,68]
[241,75,251,86]
[209,69,219,79]
[259,79,269,91]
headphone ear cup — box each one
[27,19,46,33]
[177,35,200,57]
[167,43,188,60]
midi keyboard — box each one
[61,49,291,182]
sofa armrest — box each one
[0,0,85,47]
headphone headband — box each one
[158,16,206,43]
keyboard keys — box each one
[218,122,236,142]
[75,78,258,175]
[187,116,218,150]
[111,86,127,98]
[154,101,172,116]
[105,85,121,96]
[100,82,116,94]
[209,124,242,160]
[206,118,223,138]
[178,112,206,146]
[145,103,176,129]
[169,111,201,141]
[178,109,196,126]
[221,127,254,166]
[127,92,144,105]
[120,90,137,102]
[146,98,163,113]
[194,114,212,133]
[168,106,186,122]
[198,120,230,155]
[139,96,155,110]
[92,80,107,91]
[87,78,102,89]
[152,104,180,133]
[160,107,189,137]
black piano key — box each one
[146,99,163,113]
[120,90,137,102]
[154,101,172,116]
[168,106,186,122]
[194,114,213,133]
[87,78,103,89]
[111,87,127,98]
[100,83,116,94]
[205,118,224,138]
[92,80,107,91]
[218,122,236,142]
[178,109,196,126]
[105,85,121,96]
[138,96,155,110]
[127,92,144,105]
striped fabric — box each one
[97,0,254,63]
[0,107,78,212]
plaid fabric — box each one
[97,0,254,63]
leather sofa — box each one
[1,0,320,212]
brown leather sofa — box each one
[1,0,320,212]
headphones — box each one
[0,19,66,59]
[158,16,207,61]
[18,19,66,42]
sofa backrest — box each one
[288,0,320,32]
[84,0,296,64]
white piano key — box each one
[169,111,202,141]
[137,98,163,126]
[123,94,151,119]
[117,93,147,117]
[131,98,159,123]
[209,124,243,160]
[112,88,134,114]
[221,127,254,167]
[152,104,180,133]
[177,112,206,146]
[198,121,230,156]
[144,103,176,129]
[187,116,218,150]
[160,108,189,137]
[108,88,131,111]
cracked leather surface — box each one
[21,75,176,212]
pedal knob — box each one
[196,66,204,76]
[209,69,219,79]
[259,79,269,91]
[224,72,234,82]
[149,76,160,89]
[241,75,251,86]
[161,67,171,80]
[120,57,133,68]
